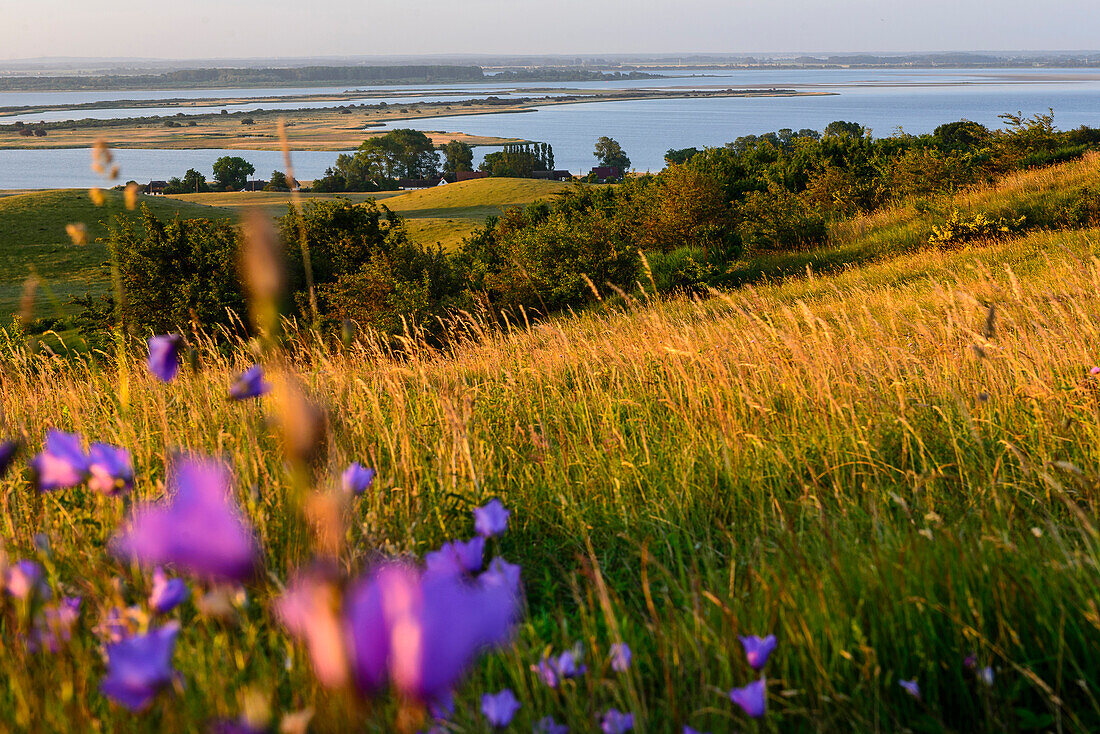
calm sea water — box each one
[2,68,1100,188]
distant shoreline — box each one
[0,88,830,152]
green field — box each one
[3,158,1100,731]
[0,178,574,324]
[0,189,234,322]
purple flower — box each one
[344,562,519,702]
[474,498,510,537]
[341,463,376,495]
[532,647,586,688]
[149,567,189,614]
[899,679,921,700]
[963,653,978,669]
[535,717,569,734]
[0,440,18,477]
[147,335,183,383]
[88,443,134,496]
[481,688,521,728]
[610,642,632,672]
[208,720,268,734]
[229,365,271,401]
[100,622,179,711]
[729,678,767,718]
[739,634,777,671]
[480,557,522,597]
[112,458,259,581]
[683,728,709,734]
[601,709,634,734]
[5,559,46,600]
[31,430,89,491]
[27,596,81,652]
[425,537,485,576]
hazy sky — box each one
[2,0,1096,61]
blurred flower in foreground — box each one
[31,430,89,491]
[341,463,376,495]
[5,559,46,600]
[739,634,777,671]
[425,537,485,576]
[899,679,921,700]
[27,596,81,653]
[149,568,189,614]
[480,556,521,591]
[0,440,18,477]
[601,709,635,733]
[535,717,569,734]
[100,622,180,711]
[276,570,349,689]
[343,561,519,703]
[229,365,271,401]
[147,335,183,383]
[474,499,511,537]
[88,443,134,496]
[533,647,586,688]
[683,727,709,734]
[112,458,259,581]
[610,642,632,672]
[729,678,767,718]
[481,688,521,728]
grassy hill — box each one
[3,210,1100,729]
[0,189,234,322]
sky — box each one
[1,0,1096,61]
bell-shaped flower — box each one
[729,678,767,718]
[610,642,632,672]
[425,537,485,576]
[341,463,376,495]
[31,430,89,491]
[473,499,510,537]
[229,365,271,401]
[739,634,777,671]
[601,709,634,734]
[112,458,259,581]
[481,688,521,728]
[148,568,189,614]
[88,443,134,496]
[147,335,183,383]
[100,622,180,711]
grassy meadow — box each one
[0,178,574,324]
[3,153,1100,731]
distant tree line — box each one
[0,66,485,91]
[311,130,556,192]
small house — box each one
[144,181,167,195]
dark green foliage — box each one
[266,171,291,192]
[479,143,555,178]
[163,169,209,195]
[321,129,440,191]
[212,156,256,191]
[593,136,631,172]
[108,207,246,333]
[441,140,475,174]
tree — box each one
[182,168,208,193]
[823,121,866,139]
[212,156,255,191]
[594,136,631,172]
[266,170,292,191]
[441,140,474,174]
